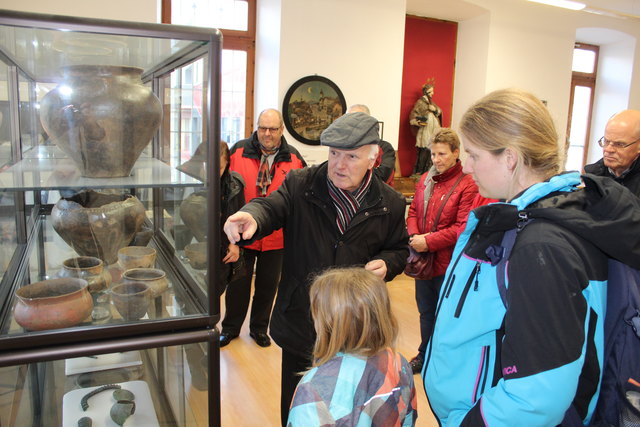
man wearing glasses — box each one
[585,110,640,197]
[221,108,306,348]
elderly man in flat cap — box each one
[224,112,409,425]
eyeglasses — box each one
[597,136,640,149]
[258,126,281,133]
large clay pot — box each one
[13,278,93,331]
[179,191,207,242]
[59,256,111,293]
[51,190,147,265]
[39,65,162,178]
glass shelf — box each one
[0,12,213,81]
[0,154,203,191]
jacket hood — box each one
[472,172,640,269]
[526,173,640,269]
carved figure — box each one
[409,80,443,175]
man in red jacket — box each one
[220,109,306,348]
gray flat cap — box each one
[320,112,380,149]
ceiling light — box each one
[527,0,586,11]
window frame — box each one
[566,42,599,170]
[162,0,256,139]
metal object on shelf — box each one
[80,383,121,411]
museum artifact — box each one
[409,78,443,175]
[184,242,207,270]
[110,398,136,426]
[122,268,168,298]
[13,278,93,331]
[80,383,122,411]
[179,191,207,242]
[51,190,147,265]
[110,282,151,320]
[117,246,157,270]
[39,65,163,178]
[59,256,111,294]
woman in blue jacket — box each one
[423,88,640,426]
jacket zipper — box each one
[472,345,491,404]
[454,261,481,318]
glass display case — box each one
[0,9,222,426]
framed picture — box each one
[282,75,347,145]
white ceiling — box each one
[406,0,640,21]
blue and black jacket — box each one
[423,172,640,426]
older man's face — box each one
[327,145,376,192]
[602,111,640,177]
[257,110,284,152]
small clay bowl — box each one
[122,268,168,298]
[110,282,151,321]
[184,242,207,270]
[117,246,156,270]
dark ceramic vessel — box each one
[39,65,162,178]
[179,191,207,242]
[51,190,147,265]
[111,282,151,321]
[59,256,111,294]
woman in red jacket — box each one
[406,128,480,375]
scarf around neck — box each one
[328,169,373,234]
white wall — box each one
[1,0,158,22]
[257,0,407,165]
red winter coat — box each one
[230,132,306,252]
[406,161,478,277]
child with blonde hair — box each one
[287,267,417,426]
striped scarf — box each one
[256,153,274,197]
[328,169,373,234]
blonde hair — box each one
[309,267,398,366]
[460,88,562,181]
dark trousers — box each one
[221,248,283,334]
[415,275,445,358]
[281,348,312,426]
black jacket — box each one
[584,157,640,198]
[240,162,409,357]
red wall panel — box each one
[398,16,457,176]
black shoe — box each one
[409,356,424,375]
[249,332,271,347]
[219,332,238,348]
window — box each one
[566,42,598,172]
[162,0,255,145]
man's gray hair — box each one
[347,104,371,115]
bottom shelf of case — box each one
[0,329,219,426]
[63,380,158,427]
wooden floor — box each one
[217,273,438,426]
